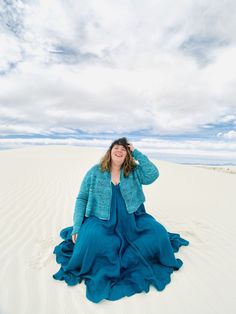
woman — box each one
[52,137,189,303]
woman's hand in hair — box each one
[127,143,134,152]
[72,233,78,244]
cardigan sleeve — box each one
[132,148,159,185]
[71,167,93,235]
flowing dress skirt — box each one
[52,182,189,303]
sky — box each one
[0,0,236,165]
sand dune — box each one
[193,165,236,175]
[0,145,235,314]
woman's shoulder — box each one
[86,164,98,173]
[85,163,102,175]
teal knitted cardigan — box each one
[72,148,159,235]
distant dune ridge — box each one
[193,165,236,174]
[0,145,235,314]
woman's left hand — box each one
[127,143,134,152]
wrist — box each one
[131,148,138,155]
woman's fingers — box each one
[72,233,78,243]
[128,143,134,152]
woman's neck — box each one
[111,163,121,172]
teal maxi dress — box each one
[52,182,190,303]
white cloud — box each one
[217,130,236,139]
[0,0,236,150]
[0,34,22,70]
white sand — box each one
[0,145,235,314]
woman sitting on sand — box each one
[52,137,189,303]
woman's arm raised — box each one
[131,147,159,185]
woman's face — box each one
[110,144,128,166]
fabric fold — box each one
[52,182,189,303]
